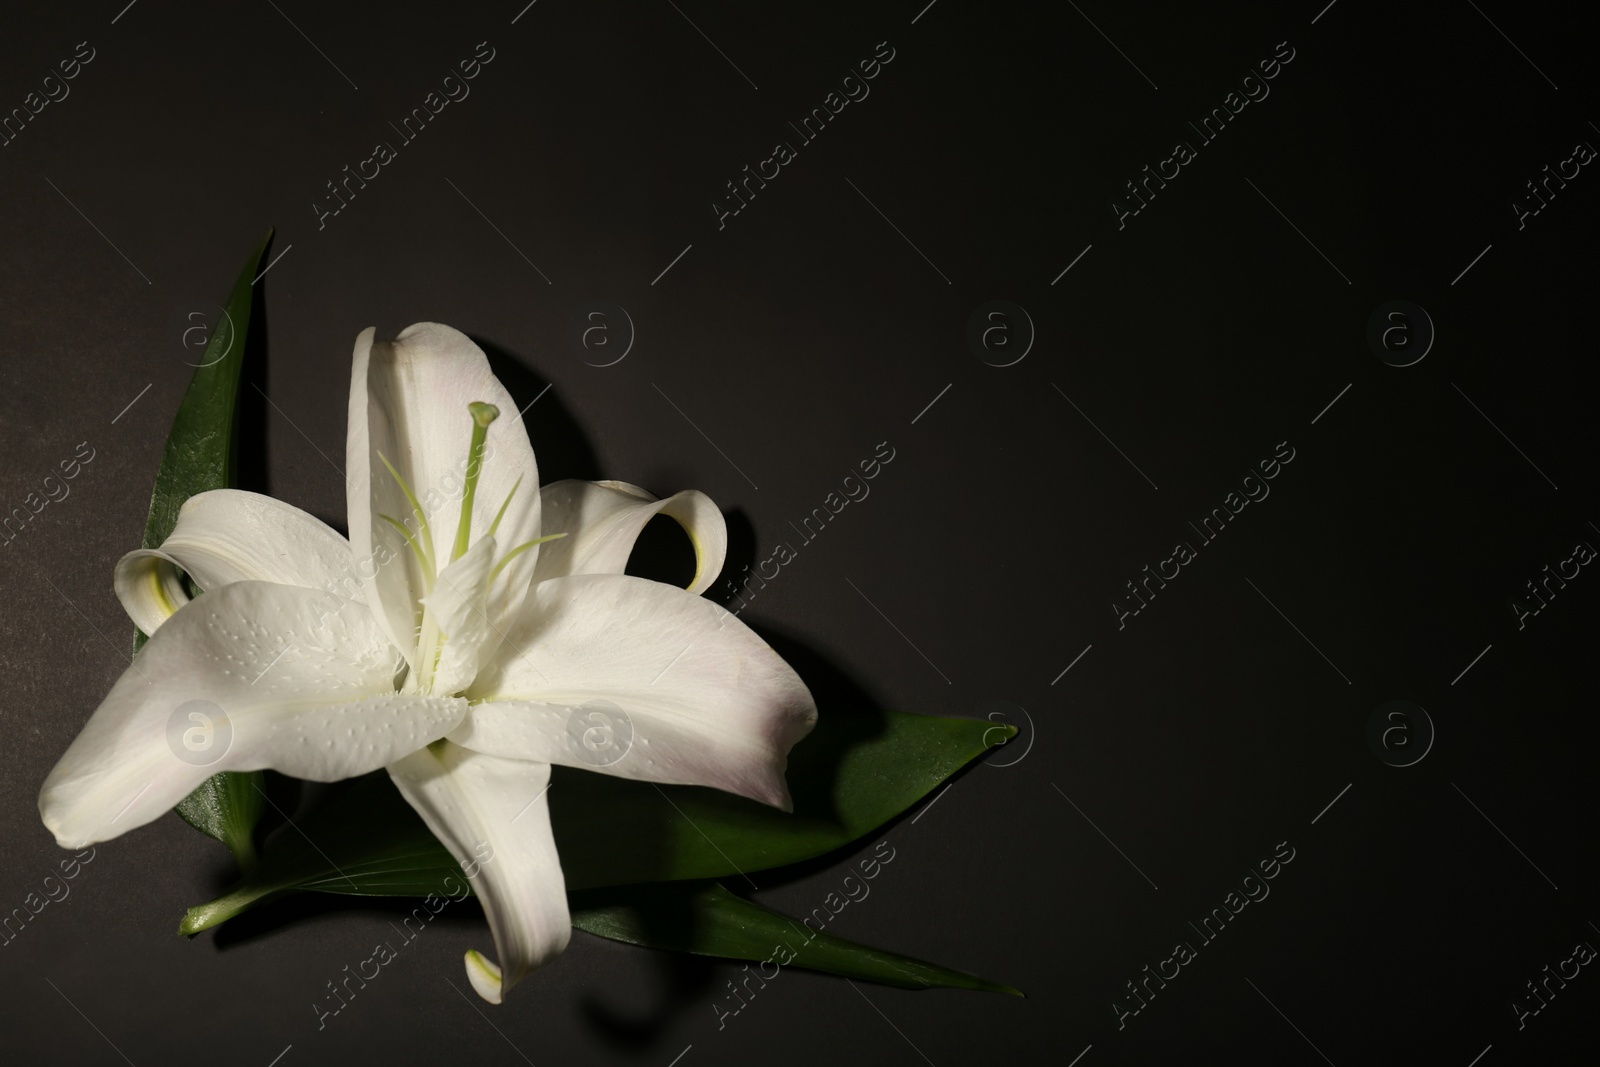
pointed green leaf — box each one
[134,232,270,576]
[553,708,1012,886]
[570,880,1022,995]
[173,772,263,871]
[178,772,460,933]
[179,710,1011,932]
[136,232,273,868]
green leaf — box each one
[178,772,462,934]
[136,231,273,868]
[173,773,264,871]
[570,880,1022,995]
[179,710,1011,932]
[554,708,1011,887]
[135,232,271,582]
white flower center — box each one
[377,402,562,695]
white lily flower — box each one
[39,323,817,1003]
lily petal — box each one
[346,324,541,667]
[113,489,358,637]
[534,479,728,595]
[387,743,569,1003]
[39,581,466,849]
[419,535,498,697]
[452,574,817,809]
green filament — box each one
[489,532,568,582]
[487,474,524,541]
[377,513,431,574]
[377,451,436,577]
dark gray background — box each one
[2,0,1596,1063]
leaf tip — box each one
[966,976,1025,997]
[177,907,211,937]
[986,724,1019,747]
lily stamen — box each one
[378,451,436,586]
[486,474,524,541]
[378,513,431,574]
[490,532,569,582]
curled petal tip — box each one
[465,949,504,1004]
